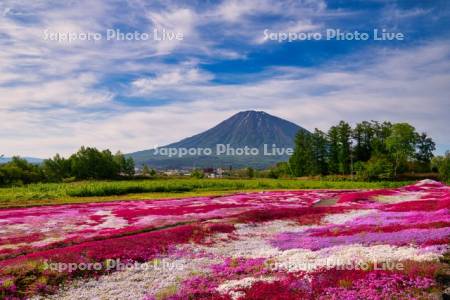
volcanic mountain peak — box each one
[128,111,308,169]
[168,110,306,149]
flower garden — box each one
[0,179,449,299]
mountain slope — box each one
[168,111,303,149]
[129,111,308,169]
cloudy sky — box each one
[1,0,449,158]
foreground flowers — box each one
[0,190,341,260]
[0,180,449,299]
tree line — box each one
[288,121,446,180]
[1,124,449,186]
[0,147,134,186]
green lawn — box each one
[0,178,411,209]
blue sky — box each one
[0,0,449,158]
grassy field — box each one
[0,178,412,209]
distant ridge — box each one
[0,156,43,164]
[128,111,309,169]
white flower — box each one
[273,244,444,272]
[217,276,275,299]
[322,210,375,224]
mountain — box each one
[128,111,308,169]
[0,156,43,164]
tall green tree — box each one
[114,151,135,177]
[337,121,352,174]
[123,157,135,177]
[43,154,72,181]
[327,126,340,174]
[310,129,329,175]
[386,123,418,177]
[247,167,255,178]
[353,121,373,162]
[371,121,392,156]
[70,147,123,179]
[415,132,435,164]
[289,131,313,177]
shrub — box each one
[432,151,450,182]
[356,156,394,181]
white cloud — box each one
[215,0,269,22]
[207,0,331,45]
[0,0,449,157]
[132,67,213,95]
[0,74,113,109]
[146,7,198,55]
[2,41,449,157]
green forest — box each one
[288,120,449,180]
[0,147,134,185]
[1,120,449,186]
